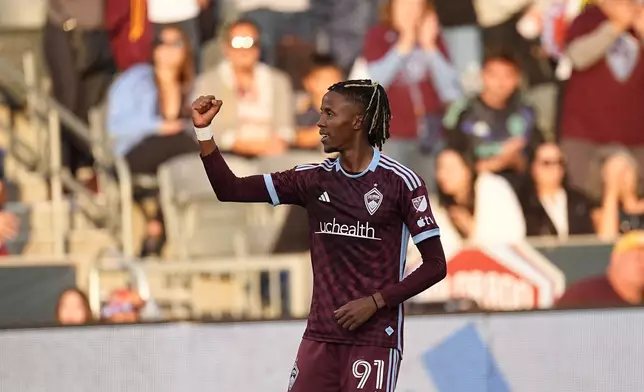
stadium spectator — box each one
[237,0,314,68]
[43,0,115,185]
[295,55,343,151]
[557,230,644,307]
[194,19,295,158]
[476,0,558,89]
[101,289,144,323]
[56,288,93,325]
[107,26,199,257]
[106,0,153,71]
[443,51,541,188]
[0,211,19,256]
[560,0,644,191]
[311,0,378,75]
[433,0,482,91]
[477,0,560,136]
[433,148,526,250]
[363,0,461,183]
[588,149,644,240]
[518,141,595,238]
[147,0,210,67]
[197,0,220,47]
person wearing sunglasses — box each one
[107,26,199,257]
[517,141,595,239]
[193,19,295,159]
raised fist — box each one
[191,95,223,128]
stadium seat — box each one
[158,153,276,259]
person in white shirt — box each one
[433,147,526,255]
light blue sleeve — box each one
[424,50,463,103]
[366,47,408,88]
[106,66,164,156]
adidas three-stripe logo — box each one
[319,191,330,203]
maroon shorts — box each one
[287,338,401,392]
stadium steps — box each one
[0,104,124,259]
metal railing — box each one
[87,252,313,320]
[0,51,136,256]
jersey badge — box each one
[412,195,428,212]
[364,187,383,215]
[288,360,299,390]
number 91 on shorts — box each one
[287,339,401,392]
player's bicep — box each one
[402,184,440,244]
[263,166,311,207]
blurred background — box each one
[0,0,643,390]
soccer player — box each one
[192,79,447,392]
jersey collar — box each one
[334,147,381,178]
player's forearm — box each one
[200,140,271,203]
[199,138,218,156]
[379,237,447,308]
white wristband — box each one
[194,125,213,141]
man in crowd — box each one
[443,51,541,186]
[43,0,115,189]
[557,230,644,307]
[560,0,644,190]
[295,55,344,151]
[193,19,295,159]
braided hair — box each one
[328,79,392,151]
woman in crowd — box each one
[518,142,595,239]
[590,149,644,240]
[56,288,93,325]
[107,26,200,257]
[362,0,461,186]
[433,147,526,256]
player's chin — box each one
[322,143,339,154]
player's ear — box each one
[353,115,365,131]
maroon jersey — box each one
[263,148,440,351]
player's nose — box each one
[316,117,327,132]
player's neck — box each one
[339,143,374,173]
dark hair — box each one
[225,18,262,39]
[516,134,564,195]
[327,79,392,150]
[483,48,521,70]
[306,53,343,77]
[153,26,196,116]
[56,287,93,325]
[435,147,477,216]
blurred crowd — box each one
[2,0,644,263]
[56,286,155,325]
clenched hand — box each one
[191,95,223,128]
